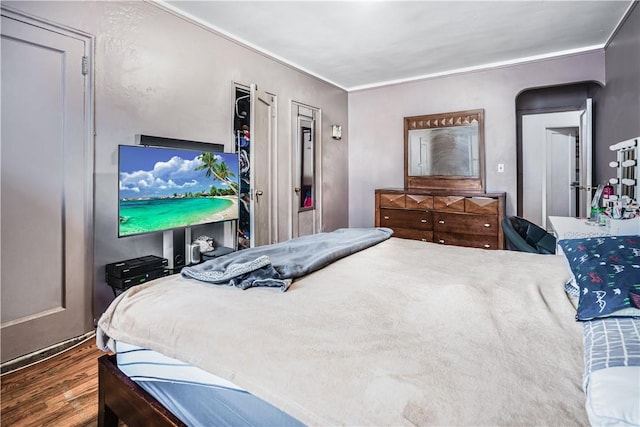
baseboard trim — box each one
[1,330,96,376]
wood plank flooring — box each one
[1,336,107,426]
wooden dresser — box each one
[375,189,506,250]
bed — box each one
[96,228,639,426]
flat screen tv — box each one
[118,145,240,237]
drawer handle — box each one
[384,216,390,220]
[483,223,491,228]
[438,239,445,244]
[420,219,428,223]
[483,244,491,248]
[438,220,445,224]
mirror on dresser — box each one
[404,109,485,192]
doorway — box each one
[1,10,94,363]
[522,112,580,229]
[233,83,277,249]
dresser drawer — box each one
[464,197,499,214]
[406,194,433,210]
[392,228,433,242]
[380,193,406,208]
[380,209,432,230]
[433,196,465,212]
[433,213,498,236]
[433,232,498,249]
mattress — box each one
[115,341,303,426]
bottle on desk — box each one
[603,182,614,200]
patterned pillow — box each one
[558,236,640,321]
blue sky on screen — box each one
[119,146,239,198]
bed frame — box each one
[98,354,185,427]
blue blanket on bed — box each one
[181,227,393,291]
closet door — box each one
[249,84,276,247]
[1,13,93,363]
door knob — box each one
[294,187,301,194]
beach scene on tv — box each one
[118,146,240,237]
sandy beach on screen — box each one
[203,196,239,223]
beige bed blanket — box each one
[97,237,588,426]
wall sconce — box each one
[331,125,342,140]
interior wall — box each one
[4,1,349,320]
[595,2,640,185]
[348,52,605,226]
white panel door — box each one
[1,14,92,363]
[249,84,275,247]
[579,98,594,218]
[546,128,578,221]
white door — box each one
[249,84,275,247]
[291,104,321,238]
[546,128,578,219]
[579,98,594,218]
[522,111,581,229]
[1,13,93,363]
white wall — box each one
[348,52,605,227]
[4,1,349,319]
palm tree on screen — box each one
[195,152,238,195]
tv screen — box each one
[118,145,239,237]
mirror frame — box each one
[404,109,485,192]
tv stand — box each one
[163,223,238,271]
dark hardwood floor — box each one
[1,336,107,426]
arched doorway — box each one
[516,82,603,228]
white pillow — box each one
[586,366,640,426]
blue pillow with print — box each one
[558,235,640,321]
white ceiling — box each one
[161,1,633,91]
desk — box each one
[548,216,612,241]
[549,216,640,242]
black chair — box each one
[502,216,557,254]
